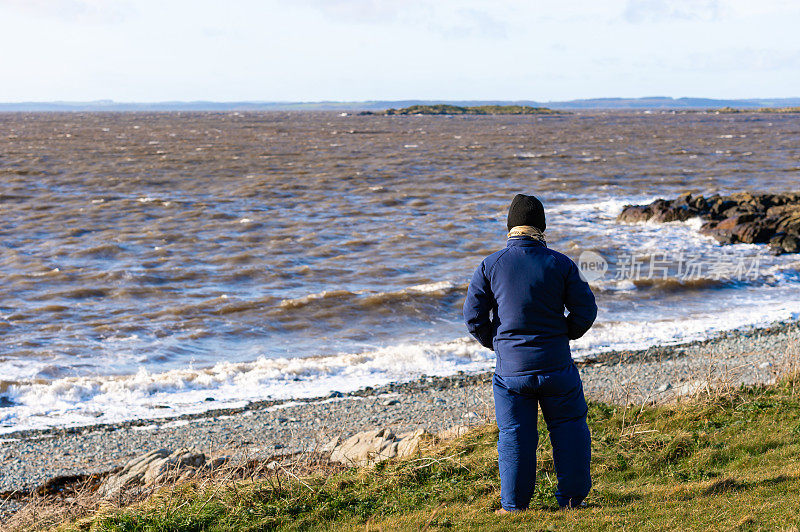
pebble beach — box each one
[2,319,797,508]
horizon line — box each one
[2,96,800,112]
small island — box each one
[714,106,800,114]
[360,104,562,116]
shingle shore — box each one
[1,320,797,500]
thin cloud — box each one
[623,0,723,23]
[426,8,509,39]
[687,48,800,71]
[288,0,511,39]
[2,0,132,24]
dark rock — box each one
[619,192,800,253]
[775,211,800,233]
[618,205,651,223]
[783,235,799,253]
[767,204,799,218]
[699,220,718,232]
[689,195,708,211]
[673,192,693,207]
[721,204,759,218]
[709,200,737,219]
[699,223,736,244]
[652,205,695,223]
[771,232,800,254]
[618,198,697,224]
[733,223,773,244]
[726,213,760,226]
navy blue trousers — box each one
[493,363,591,510]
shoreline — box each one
[3,318,797,442]
[1,318,798,497]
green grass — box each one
[59,377,800,531]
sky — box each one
[1,0,799,102]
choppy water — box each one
[2,110,800,432]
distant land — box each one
[2,96,800,112]
[363,104,562,115]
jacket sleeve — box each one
[463,261,495,350]
[563,259,598,340]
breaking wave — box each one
[0,338,493,434]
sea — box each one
[1,110,799,433]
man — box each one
[463,194,597,513]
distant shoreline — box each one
[2,96,800,112]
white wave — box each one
[3,289,800,434]
[278,281,459,308]
[405,281,456,293]
[514,151,557,158]
[591,279,637,291]
[548,195,658,221]
[4,192,800,434]
[573,300,800,356]
[279,289,350,307]
[0,338,494,434]
[684,217,704,231]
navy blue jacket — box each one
[463,237,597,376]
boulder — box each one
[617,205,651,223]
[326,428,432,466]
[775,211,800,233]
[689,195,709,211]
[672,192,692,207]
[701,215,773,244]
[618,197,700,224]
[98,448,206,497]
[708,199,737,219]
[771,232,800,254]
[767,204,800,218]
[732,223,773,244]
[699,222,735,244]
[143,448,205,485]
[651,205,694,223]
[396,429,428,458]
[722,213,760,227]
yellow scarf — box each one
[507,225,546,244]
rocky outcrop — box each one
[617,192,800,253]
[324,428,432,466]
[323,423,477,467]
[98,448,225,497]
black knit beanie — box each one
[507,194,546,231]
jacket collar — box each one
[506,237,546,248]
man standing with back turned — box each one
[463,194,597,513]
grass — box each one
[14,375,800,531]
